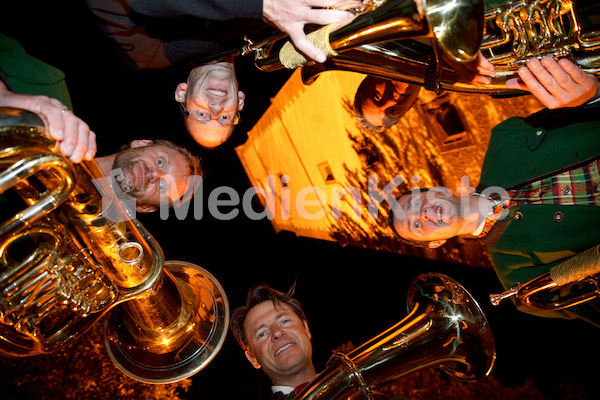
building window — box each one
[278,173,289,187]
[420,93,473,152]
[318,162,336,184]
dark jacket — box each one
[85,0,268,69]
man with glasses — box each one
[1,33,202,213]
[84,0,357,149]
[175,59,244,149]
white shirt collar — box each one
[469,193,498,237]
[471,217,489,237]
[272,385,294,395]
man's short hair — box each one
[388,187,435,248]
[353,104,385,134]
[230,282,307,352]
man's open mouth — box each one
[275,343,295,356]
[435,205,443,224]
[207,89,226,96]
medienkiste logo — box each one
[92,171,509,224]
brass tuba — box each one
[294,273,496,400]
[244,0,600,95]
[0,108,228,383]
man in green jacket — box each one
[389,58,600,326]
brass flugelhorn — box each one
[0,108,228,383]
[490,244,600,310]
[294,273,496,400]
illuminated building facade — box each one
[236,70,543,268]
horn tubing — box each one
[490,244,600,310]
[0,154,74,237]
[255,0,484,72]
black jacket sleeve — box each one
[130,0,263,21]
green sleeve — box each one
[0,33,72,109]
[484,0,505,9]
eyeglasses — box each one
[180,102,240,127]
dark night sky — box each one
[2,2,599,399]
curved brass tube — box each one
[0,108,228,383]
[244,0,600,96]
[490,245,600,310]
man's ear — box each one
[303,320,312,340]
[175,82,188,103]
[237,91,246,112]
[129,139,154,149]
[428,239,446,249]
[136,204,157,213]
[245,350,261,370]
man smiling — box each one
[174,59,245,149]
[388,58,600,326]
[231,283,316,399]
[391,186,497,249]
[85,0,357,149]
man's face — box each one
[392,189,464,242]
[244,301,313,384]
[112,144,189,210]
[360,78,420,127]
[178,62,245,148]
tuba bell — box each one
[0,107,228,383]
[294,273,496,400]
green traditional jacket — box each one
[479,105,600,324]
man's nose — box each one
[381,97,398,108]
[407,204,421,218]
[420,207,432,221]
[208,102,224,115]
[383,84,399,102]
[272,327,285,339]
[146,167,159,183]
